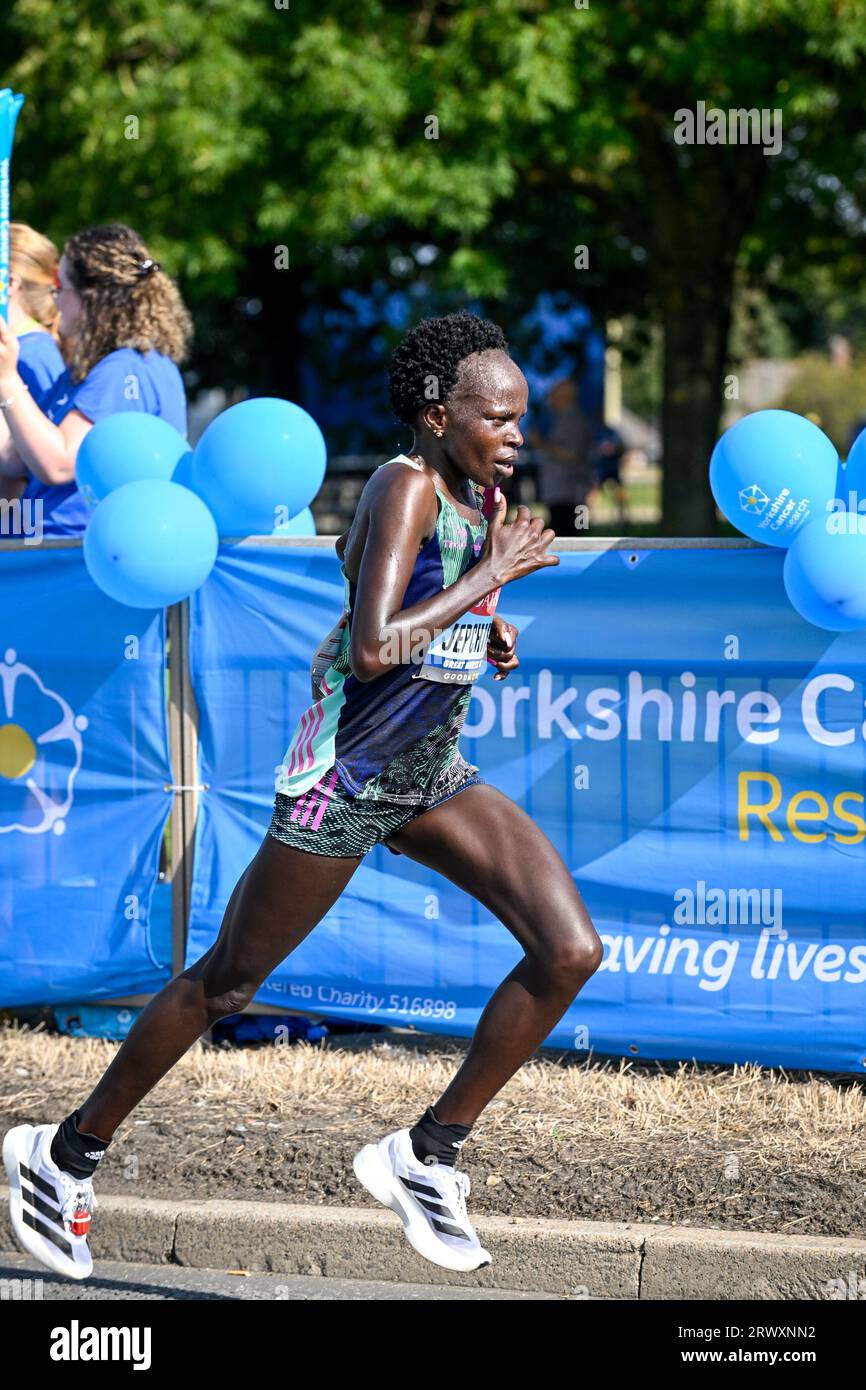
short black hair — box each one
[388,309,510,426]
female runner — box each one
[4,309,602,1280]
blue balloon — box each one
[709,409,838,547]
[170,446,195,490]
[83,480,218,608]
[839,425,866,512]
[189,398,326,537]
[76,413,192,507]
[272,505,316,536]
[783,512,866,631]
[834,456,848,508]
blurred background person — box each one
[587,420,628,527]
[527,375,594,535]
[0,223,66,507]
[0,222,192,536]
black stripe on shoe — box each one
[399,1176,445,1200]
[413,1194,456,1221]
[21,1208,73,1257]
[21,1186,62,1224]
[19,1161,58,1203]
[431,1218,469,1239]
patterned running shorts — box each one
[267,755,485,858]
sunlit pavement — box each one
[0,1250,584,1300]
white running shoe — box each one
[352,1127,491,1273]
[3,1123,97,1281]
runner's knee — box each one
[204,983,258,1020]
[200,951,264,1018]
[531,925,603,989]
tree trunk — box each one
[659,277,734,534]
[637,129,771,534]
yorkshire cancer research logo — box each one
[738,483,770,516]
[0,649,87,835]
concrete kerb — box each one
[2,1191,864,1298]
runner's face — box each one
[438,351,528,490]
[56,254,83,337]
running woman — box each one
[3,309,602,1280]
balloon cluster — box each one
[709,408,866,632]
[80,399,326,608]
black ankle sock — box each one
[409,1105,472,1168]
[49,1110,110,1180]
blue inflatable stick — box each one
[0,89,25,324]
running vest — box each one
[275,455,501,804]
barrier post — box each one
[166,599,201,978]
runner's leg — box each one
[75,836,363,1139]
[385,782,601,1126]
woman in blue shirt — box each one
[0,222,192,536]
[0,223,67,506]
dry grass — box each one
[5,1021,866,1238]
[2,1021,863,1172]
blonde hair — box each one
[63,222,193,383]
[9,223,61,340]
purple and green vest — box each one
[275,455,501,805]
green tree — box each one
[6,1,866,530]
[778,353,866,454]
[260,1,866,530]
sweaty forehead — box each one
[450,350,526,408]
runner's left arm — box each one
[486,615,519,681]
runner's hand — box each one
[486,615,519,682]
[481,491,559,586]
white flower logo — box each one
[0,649,87,835]
[739,483,770,515]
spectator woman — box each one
[0,223,192,536]
[0,223,67,505]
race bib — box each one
[412,586,501,685]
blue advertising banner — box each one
[187,542,866,1073]
[0,547,173,1003]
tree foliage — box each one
[5,0,866,527]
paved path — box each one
[0,1250,564,1300]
